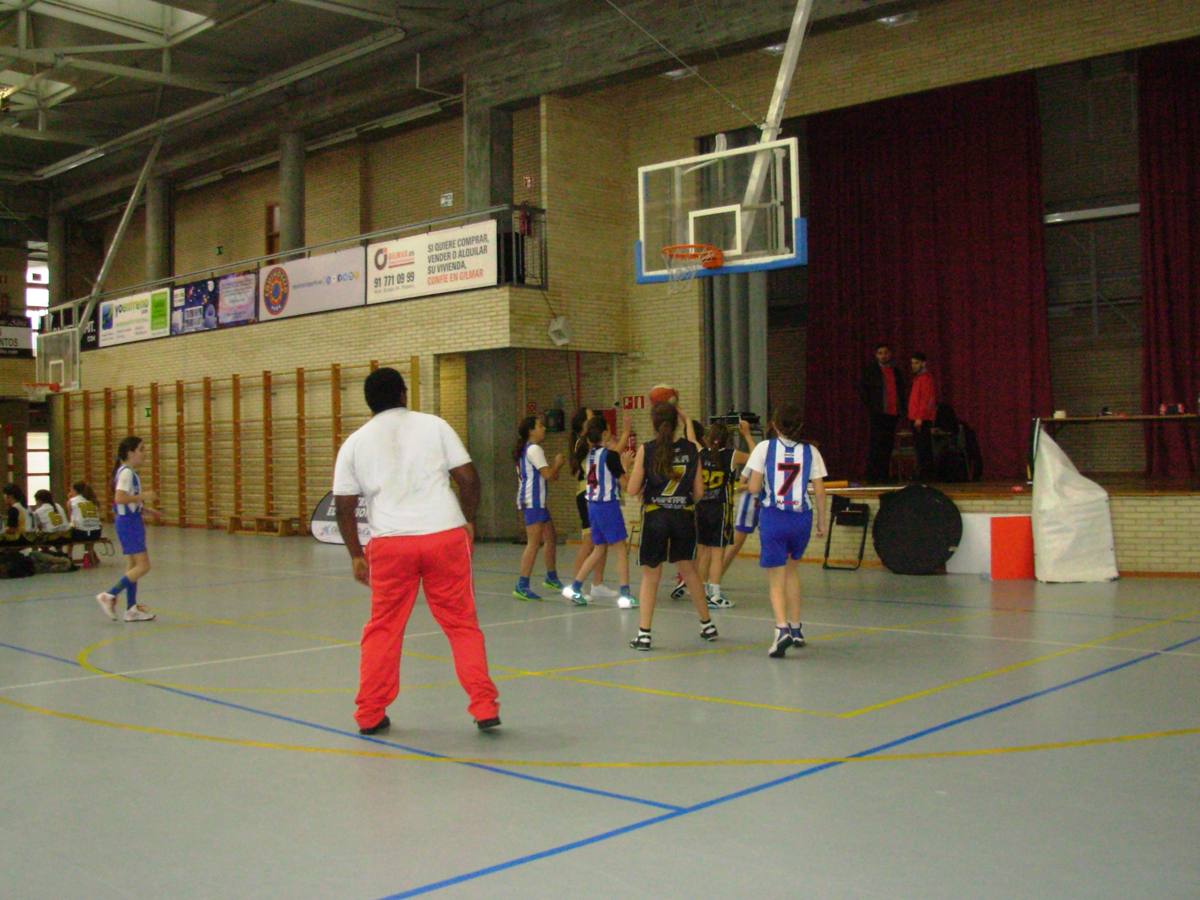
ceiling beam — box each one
[0,45,230,93]
[1,121,98,145]
[281,0,402,28]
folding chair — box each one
[822,494,870,571]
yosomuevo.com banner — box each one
[99,289,171,347]
[258,246,365,322]
[367,220,497,304]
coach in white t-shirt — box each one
[333,367,500,735]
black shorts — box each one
[576,492,590,531]
[638,508,697,568]
[696,500,731,547]
[72,527,102,541]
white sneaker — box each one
[95,592,117,621]
[589,584,619,599]
[123,604,156,622]
[561,585,587,606]
[617,594,639,609]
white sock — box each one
[711,582,721,596]
[704,582,713,596]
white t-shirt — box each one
[332,407,472,537]
[69,495,102,532]
[33,502,71,534]
[744,437,828,512]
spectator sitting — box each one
[68,481,104,567]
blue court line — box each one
[379,631,1200,898]
[0,639,680,814]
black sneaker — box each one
[359,715,390,735]
[699,621,718,642]
[630,631,652,651]
[790,624,806,647]
[669,581,688,601]
[768,629,793,658]
[476,716,501,731]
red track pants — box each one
[355,527,499,728]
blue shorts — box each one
[733,491,760,534]
[114,514,147,555]
[522,507,551,526]
[587,500,627,545]
[758,506,812,568]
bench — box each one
[227,515,302,537]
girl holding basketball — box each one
[95,436,161,622]
[513,415,565,601]
[624,402,717,650]
[562,415,635,607]
[744,404,828,657]
[567,406,631,600]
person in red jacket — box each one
[908,352,938,480]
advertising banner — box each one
[258,247,364,322]
[218,271,257,326]
[98,289,171,347]
[79,306,99,351]
[367,220,497,305]
[171,278,219,335]
[0,315,33,357]
[310,491,370,546]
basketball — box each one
[649,384,679,405]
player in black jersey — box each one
[695,419,756,608]
[624,402,717,651]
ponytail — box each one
[74,481,97,503]
[513,416,539,464]
[568,407,592,476]
[111,436,143,485]
[649,402,678,478]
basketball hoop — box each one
[661,243,724,291]
[22,382,61,402]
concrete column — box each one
[145,176,171,281]
[466,349,519,540]
[464,102,513,212]
[279,130,306,253]
[47,214,67,308]
[747,271,769,420]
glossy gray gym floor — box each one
[2,528,1197,898]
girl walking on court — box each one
[513,415,565,600]
[562,415,635,606]
[625,402,717,650]
[744,404,828,657]
[96,436,161,622]
[695,419,756,608]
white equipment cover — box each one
[1031,428,1118,582]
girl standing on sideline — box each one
[68,482,103,566]
[562,415,636,607]
[625,402,716,650]
[744,404,828,657]
[695,419,756,608]
[513,415,565,601]
[95,436,161,622]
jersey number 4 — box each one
[587,463,599,489]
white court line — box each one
[0,605,616,692]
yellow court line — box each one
[1,693,1194,769]
[840,613,1197,718]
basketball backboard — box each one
[35,326,80,391]
[636,136,806,282]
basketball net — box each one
[661,243,724,292]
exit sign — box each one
[621,395,645,410]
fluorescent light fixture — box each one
[876,11,919,27]
[761,44,786,56]
[661,67,696,80]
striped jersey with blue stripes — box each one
[113,464,143,517]
[751,437,828,512]
[584,446,621,503]
[515,443,547,510]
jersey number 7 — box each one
[777,461,802,497]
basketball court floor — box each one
[2,529,1198,898]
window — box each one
[266,203,281,256]
[26,261,50,355]
[26,431,50,499]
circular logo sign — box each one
[374,247,388,270]
[262,267,290,316]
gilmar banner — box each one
[258,247,365,322]
[0,315,33,357]
[366,220,497,304]
[98,289,171,347]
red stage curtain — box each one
[804,74,1051,480]
[1138,38,1200,478]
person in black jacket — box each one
[858,343,907,483]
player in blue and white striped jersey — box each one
[562,416,634,606]
[95,436,162,622]
[744,404,828,657]
[512,415,565,600]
